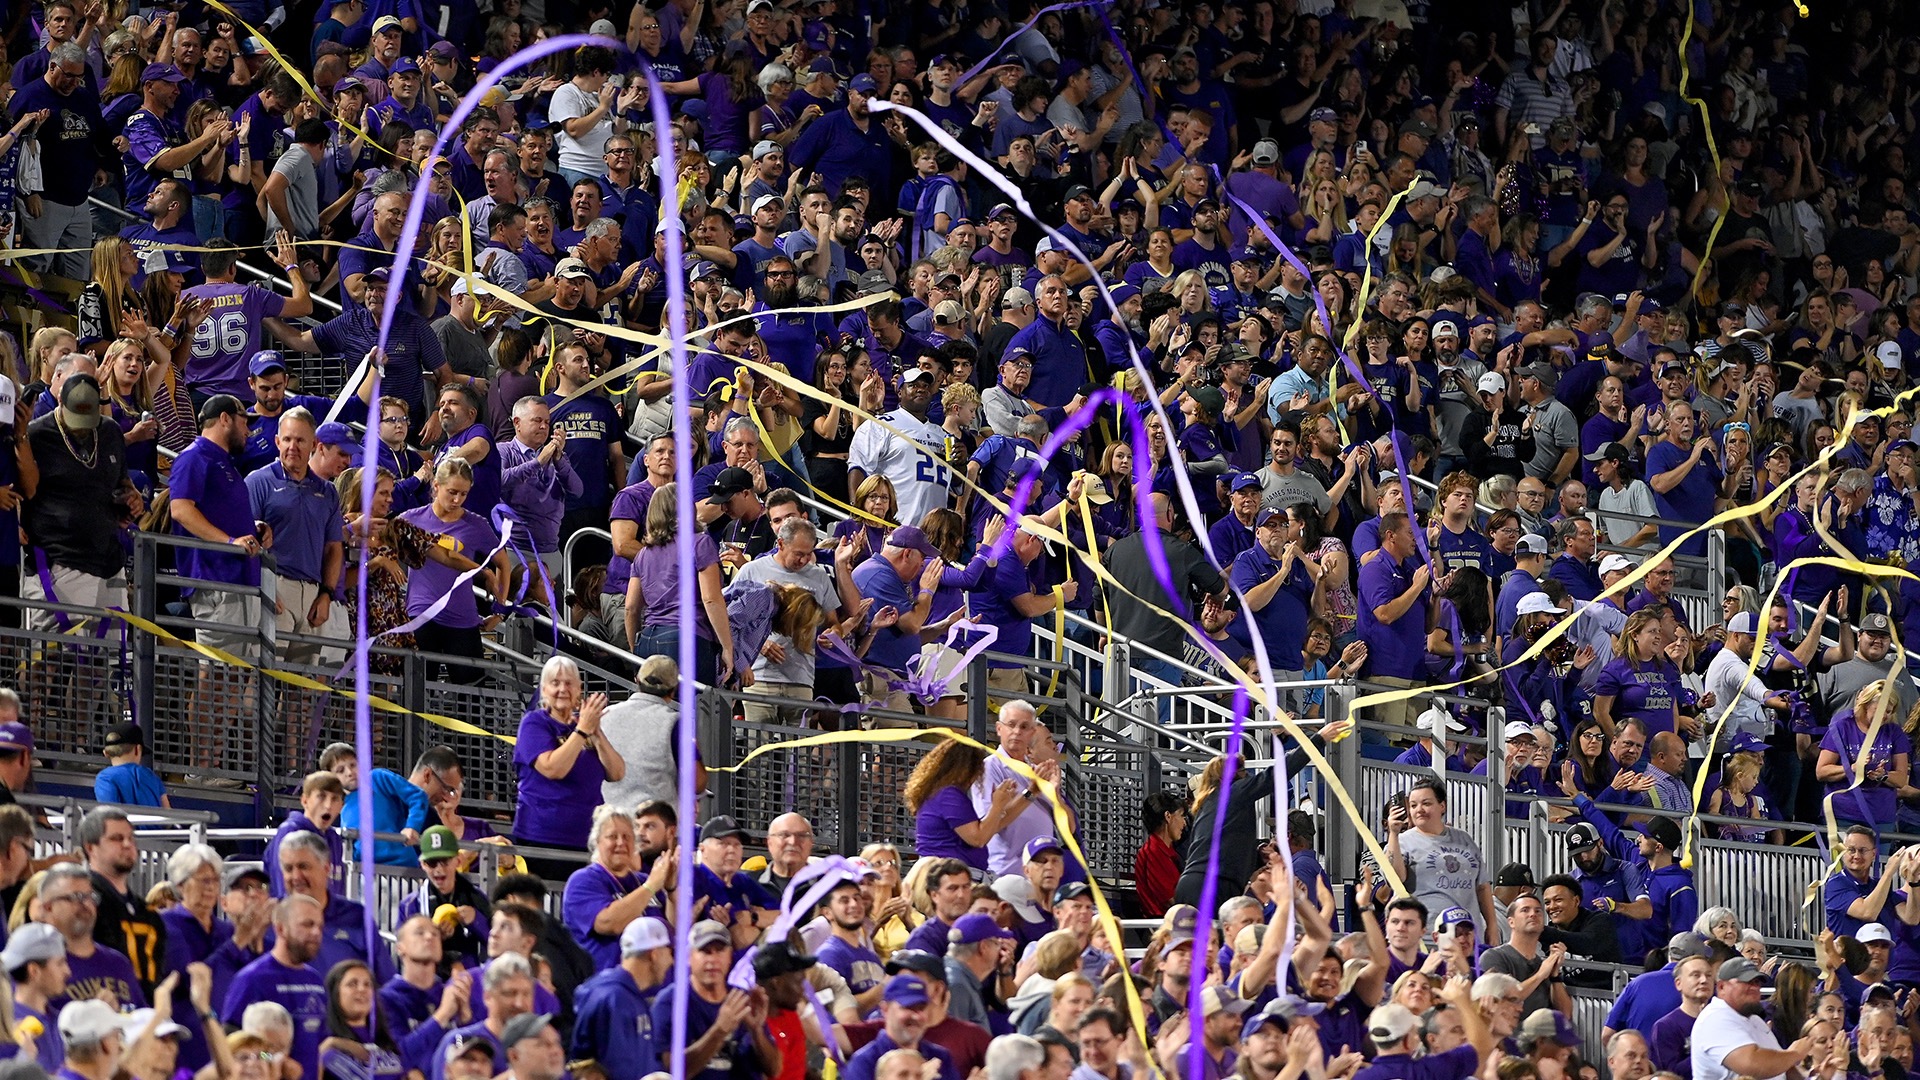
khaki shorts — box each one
[861,672,917,726]
[273,578,348,668]
[192,588,264,663]
[743,682,814,727]
[1367,675,1420,736]
[22,562,124,636]
[986,666,1028,711]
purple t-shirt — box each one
[1356,553,1426,679]
[562,862,653,972]
[1648,1007,1696,1077]
[61,945,148,1010]
[817,935,886,995]
[171,435,261,589]
[1592,657,1682,737]
[632,533,721,638]
[512,708,607,848]
[696,71,749,154]
[396,506,500,628]
[221,955,325,1080]
[913,785,990,873]
[1822,714,1913,825]
[604,482,654,598]
[183,282,287,400]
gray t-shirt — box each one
[1522,397,1580,480]
[432,316,491,379]
[1479,942,1556,1015]
[265,146,318,239]
[1258,465,1332,515]
[731,555,841,685]
[1823,656,1917,722]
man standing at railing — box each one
[1356,512,1435,736]
[19,371,137,637]
[246,408,347,667]
[1645,401,1723,567]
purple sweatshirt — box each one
[498,437,583,554]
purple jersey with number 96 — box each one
[181,281,287,402]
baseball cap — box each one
[1726,611,1761,636]
[1398,118,1436,140]
[885,526,940,559]
[371,14,403,32]
[141,62,185,83]
[1584,441,1631,463]
[884,950,945,979]
[849,74,878,94]
[222,863,269,890]
[751,140,782,162]
[1419,702,1464,735]
[1519,1009,1581,1048]
[1667,932,1708,961]
[700,815,749,841]
[1518,362,1559,389]
[1640,816,1683,852]
[1308,107,1336,124]
[882,974,931,1007]
[1860,922,1895,945]
[1437,906,1475,932]
[1242,996,1323,1040]
[313,422,355,448]
[993,876,1046,923]
[1064,184,1094,203]
[1565,822,1601,853]
[555,257,592,279]
[1253,508,1285,529]
[900,367,936,387]
[688,920,732,950]
[142,248,193,276]
[1502,719,1537,742]
[1516,592,1567,617]
[500,1013,553,1052]
[118,1009,188,1043]
[1718,957,1764,983]
[705,467,756,505]
[1023,836,1062,862]
[389,57,420,75]
[1164,905,1199,945]
[417,824,460,862]
[1493,863,1535,888]
[1201,985,1252,1018]
[1726,732,1767,756]
[103,721,143,751]
[443,1036,495,1066]
[1230,472,1264,493]
[933,300,965,325]
[1250,139,1280,165]
[1861,613,1894,636]
[1430,316,1461,339]
[1476,371,1506,395]
[948,913,1015,945]
[427,40,459,58]
[1053,882,1092,904]
[0,923,62,971]
[1109,283,1140,306]
[1515,533,1549,556]
[1189,385,1226,416]
[1368,1003,1419,1045]
[58,1001,122,1043]
[753,939,818,978]
[620,916,672,956]
[1405,178,1444,202]
[248,351,289,377]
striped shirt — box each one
[1495,67,1574,147]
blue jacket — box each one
[571,967,662,1080]
[339,768,434,867]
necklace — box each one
[56,415,97,468]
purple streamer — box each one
[955,0,1105,87]
[1186,686,1251,1080]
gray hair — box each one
[77,805,131,851]
[278,829,331,866]
[1017,414,1049,442]
[166,843,225,889]
[584,217,622,242]
[588,804,636,856]
[1552,516,1588,550]
[775,517,817,547]
[1605,1030,1648,1060]
[485,950,532,992]
[538,656,581,710]
[48,42,85,67]
[241,1001,292,1038]
[985,1035,1046,1080]
[1693,906,1738,937]
[998,699,1037,724]
[756,63,793,95]
[1836,468,1872,494]
[723,416,758,441]
[1577,293,1615,320]
[371,170,412,196]
[42,863,91,900]
[484,148,514,171]
[949,939,982,963]
[1219,896,1262,924]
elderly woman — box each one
[156,844,251,1072]
[511,656,622,877]
[1694,906,1741,947]
[559,805,667,972]
[858,843,920,956]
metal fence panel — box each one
[718,717,850,853]
[266,658,409,790]
[0,621,132,770]
[1571,989,1615,1079]
[422,678,528,816]
[150,643,259,784]
[1355,761,1491,836]
[1696,839,1825,941]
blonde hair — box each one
[1030,930,1084,980]
[942,382,979,413]
[89,236,136,339]
[1854,680,1895,728]
[9,869,44,931]
[1724,751,1762,791]
[1051,971,1094,1002]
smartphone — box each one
[1354,139,1368,157]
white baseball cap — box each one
[1599,553,1634,576]
[1477,371,1507,395]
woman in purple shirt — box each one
[512,655,624,874]
[903,739,1029,875]
[624,482,735,685]
[395,459,510,684]
[1591,609,1682,738]
[1817,680,1912,832]
[658,57,761,156]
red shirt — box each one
[766,1009,807,1080]
[1135,834,1179,916]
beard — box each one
[765,282,799,308]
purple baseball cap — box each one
[141,63,186,84]
[0,723,31,753]
[884,526,939,559]
[849,73,878,94]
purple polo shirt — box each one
[1356,552,1427,679]
[512,708,606,848]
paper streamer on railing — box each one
[1185,685,1251,1080]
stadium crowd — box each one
[0,0,1919,1078]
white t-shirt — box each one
[847,408,953,528]
[1691,996,1786,1080]
[1596,478,1657,547]
[1703,645,1773,742]
[549,81,613,176]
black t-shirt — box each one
[91,869,168,997]
[21,413,131,578]
[1105,527,1224,655]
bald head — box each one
[1151,492,1173,528]
[1650,732,1686,771]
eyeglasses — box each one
[380,416,409,425]
[765,270,796,279]
[604,147,635,156]
[50,890,99,905]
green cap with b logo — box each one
[419,825,460,862]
